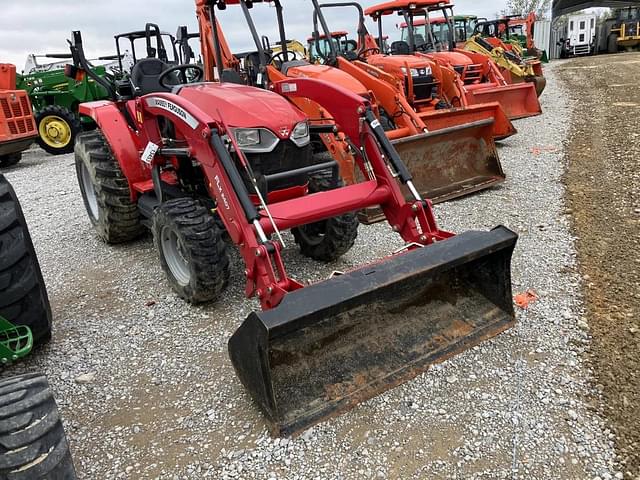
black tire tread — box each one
[0,153,21,169]
[153,198,229,303]
[0,374,76,479]
[35,105,81,155]
[74,130,143,244]
[0,175,51,345]
[292,170,358,262]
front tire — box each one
[608,35,618,54]
[75,130,143,243]
[0,374,77,479]
[292,171,359,262]
[36,105,81,155]
[0,174,52,345]
[153,198,230,304]
[0,153,21,168]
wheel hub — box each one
[39,115,71,148]
[160,226,191,287]
[79,162,98,220]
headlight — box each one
[400,67,431,77]
[231,128,279,153]
[290,121,310,147]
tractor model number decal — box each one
[281,83,297,93]
[145,97,199,129]
[214,175,230,210]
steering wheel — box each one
[357,47,380,61]
[267,50,294,68]
[415,41,435,52]
[158,64,204,89]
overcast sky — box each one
[0,0,510,71]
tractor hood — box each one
[284,64,368,96]
[429,51,474,66]
[177,83,307,139]
[369,54,434,71]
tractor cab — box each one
[390,3,503,86]
[400,14,477,47]
[307,31,358,63]
[361,1,446,106]
[111,24,196,98]
[206,0,369,95]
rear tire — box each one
[0,175,52,345]
[0,153,21,168]
[0,374,77,479]
[75,130,143,244]
[36,105,81,155]
[153,198,230,304]
[293,171,359,262]
[608,35,618,54]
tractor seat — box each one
[280,60,309,76]
[130,58,169,96]
[390,41,411,55]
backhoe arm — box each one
[195,0,240,81]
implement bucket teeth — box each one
[229,226,518,437]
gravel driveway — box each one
[3,63,621,479]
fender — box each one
[79,100,149,196]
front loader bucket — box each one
[525,75,546,97]
[359,116,504,224]
[420,102,517,141]
[229,226,517,437]
[465,82,541,120]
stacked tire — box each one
[0,174,77,479]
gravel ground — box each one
[2,64,621,479]
[558,52,640,478]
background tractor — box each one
[602,7,640,53]
[70,18,517,437]
[17,53,119,155]
[0,64,37,168]
[468,18,546,95]
[198,0,515,220]
[387,0,545,107]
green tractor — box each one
[17,54,118,155]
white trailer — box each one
[565,13,598,55]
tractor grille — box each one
[243,141,314,193]
[0,91,36,139]
[623,21,639,38]
[461,64,484,84]
[406,74,437,103]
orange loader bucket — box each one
[464,82,541,120]
[420,102,516,141]
[360,115,504,224]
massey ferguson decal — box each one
[145,97,199,129]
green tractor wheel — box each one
[36,105,82,155]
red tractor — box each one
[70,26,517,437]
